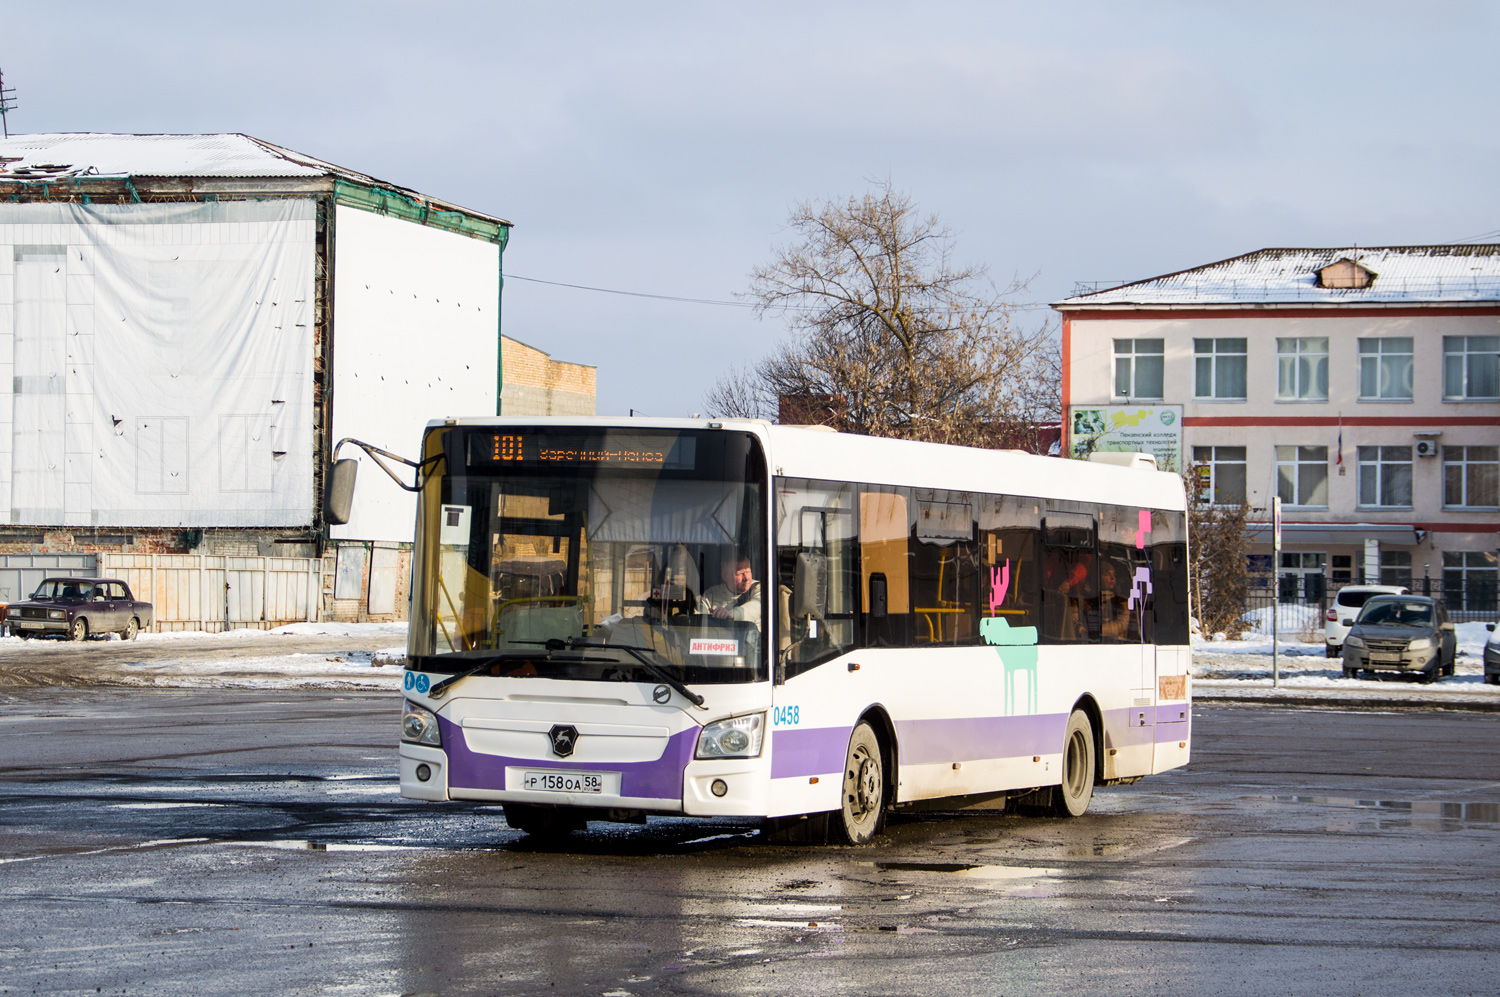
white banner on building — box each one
[1068,405,1183,473]
[0,199,316,528]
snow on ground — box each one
[109,648,409,690]
[1194,620,1498,707]
[0,622,409,691]
[1195,619,1494,658]
[5,617,1493,706]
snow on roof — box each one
[1055,245,1500,307]
[0,132,512,228]
[0,132,340,179]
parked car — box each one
[1341,594,1456,683]
[3,577,153,641]
[1484,623,1499,686]
[1324,584,1409,657]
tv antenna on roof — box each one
[0,69,16,138]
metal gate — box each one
[99,553,326,632]
[0,554,98,606]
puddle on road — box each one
[866,861,1061,881]
[231,839,425,853]
[1261,795,1500,823]
[110,802,225,810]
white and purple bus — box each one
[387,418,1191,842]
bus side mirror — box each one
[793,552,828,619]
[868,573,888,618]
[324,459,359,526]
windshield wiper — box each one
[567,640,706,708]
[423,641,706,709]
[425,652,537,699]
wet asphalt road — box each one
[1,692,1498,996]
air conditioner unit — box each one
[1415,440,1439,458]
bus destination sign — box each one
[470,432,697,470]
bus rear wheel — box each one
[1052,709,1096,818]
[837,722,885,845]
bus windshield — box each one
[410,427,769,684]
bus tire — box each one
[1052,709,1095,818]
[503,804,586,837]
[836,722,884,845]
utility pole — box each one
[0,69,16,138]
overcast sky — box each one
[6,1,1499,416]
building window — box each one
[1194,338,1247,400]
[1191,446,1246,504]
[1358,337,1414,401]
[1443,445,1499,509]
[1275,445,1329,507]
[1276,337,1328,401]
[1278,552,1326,602]
[1443,551,1498,612]
[1330,554,1353,585]
[1379,550,1412,589]
[1443,336,1500,400]
[1112,338,1164,399]
[1357,445,1412,508]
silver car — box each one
[1341,595,1457,683]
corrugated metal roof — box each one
[1054,245,1500,307]
[0,132,334,178]
[0,132,512,229]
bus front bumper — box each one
[398,739,769,816]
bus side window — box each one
[860,488,911,647]
[1042,514,1098,644]
[910,491,978,645]
[979,496,1042,636]
[1151,510,1191,645]
[776,479,858,676]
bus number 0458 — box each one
[773,705,800,726]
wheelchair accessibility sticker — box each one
[404,672,430,694]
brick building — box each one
[500,335,595,417]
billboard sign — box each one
[1068,405,1183,473]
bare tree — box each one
[706,181,1056,448]
[1186,472,1251,638]
[703,363,774,420]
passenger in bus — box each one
[1099,560,1132,640]
[699,553,762,629]
[1043,553,1094,641]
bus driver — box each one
[699,552,762,629]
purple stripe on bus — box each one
[771,726,850,779]
[1154,703,1190,726]
[894,713,1069,766]
[438,716,696,801]
[1154,722,1189,744]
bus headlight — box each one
[402,702,441,746]
[696,713,765,759]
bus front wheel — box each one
[1053,709,1096,818]
[837,722,885,845]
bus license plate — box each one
[521,770,606,794]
